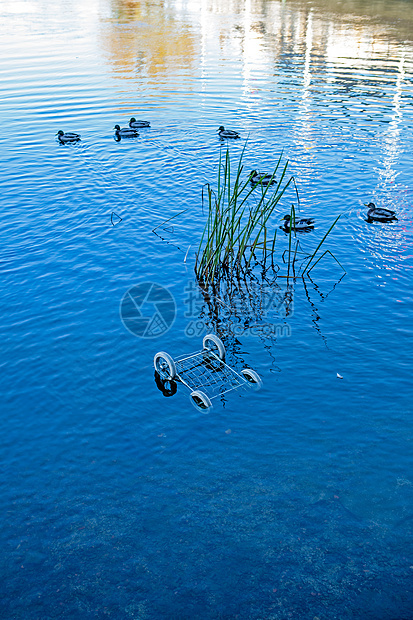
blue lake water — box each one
[1,0,413,617]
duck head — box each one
[56,131,64,137]
[130,117,137,123]
[114,125,121,130]
[365,202,376,208]
[282,215,291,223]
[218,126,225,132]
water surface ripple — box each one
[1,0,413,618]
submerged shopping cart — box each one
[154,334,262,411]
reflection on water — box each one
[102,0,413,94]
[1,0,413,618]
[100,0,197,81]
[285,0,413,40]
[377,52,405,192]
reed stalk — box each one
[195,146,299,282]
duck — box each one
[129,117,150,128]
[281,214,315,230]
[114,125,139,138]
[56,130,81,143]
[218,125,240,139]
[250,170,276,186]
[365,202,397,222]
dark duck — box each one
[281,214,315,231]
[365,202,397,222]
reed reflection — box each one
[184,272,293,360]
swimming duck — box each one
[129,117,150,128]
[250,170,276,186]
[281,214,315,230]
[365,202,397,222]
[114,125,139,138]
[56,130,81,143]
[218,126,240,139]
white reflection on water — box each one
[1,1,37,13]
[100,0,413,95]
[378,52,406,188]
[366,50,409,274]
[297,11,315,139]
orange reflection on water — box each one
[100,0,198,81]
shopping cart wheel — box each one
[241,368,262,387]
[203,334,226,361]
[154,351,177,380]
[190,390,212,411]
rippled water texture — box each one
[1,0,413,618]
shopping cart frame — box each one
[154,334,262,411]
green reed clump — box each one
[195,145,299,282]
